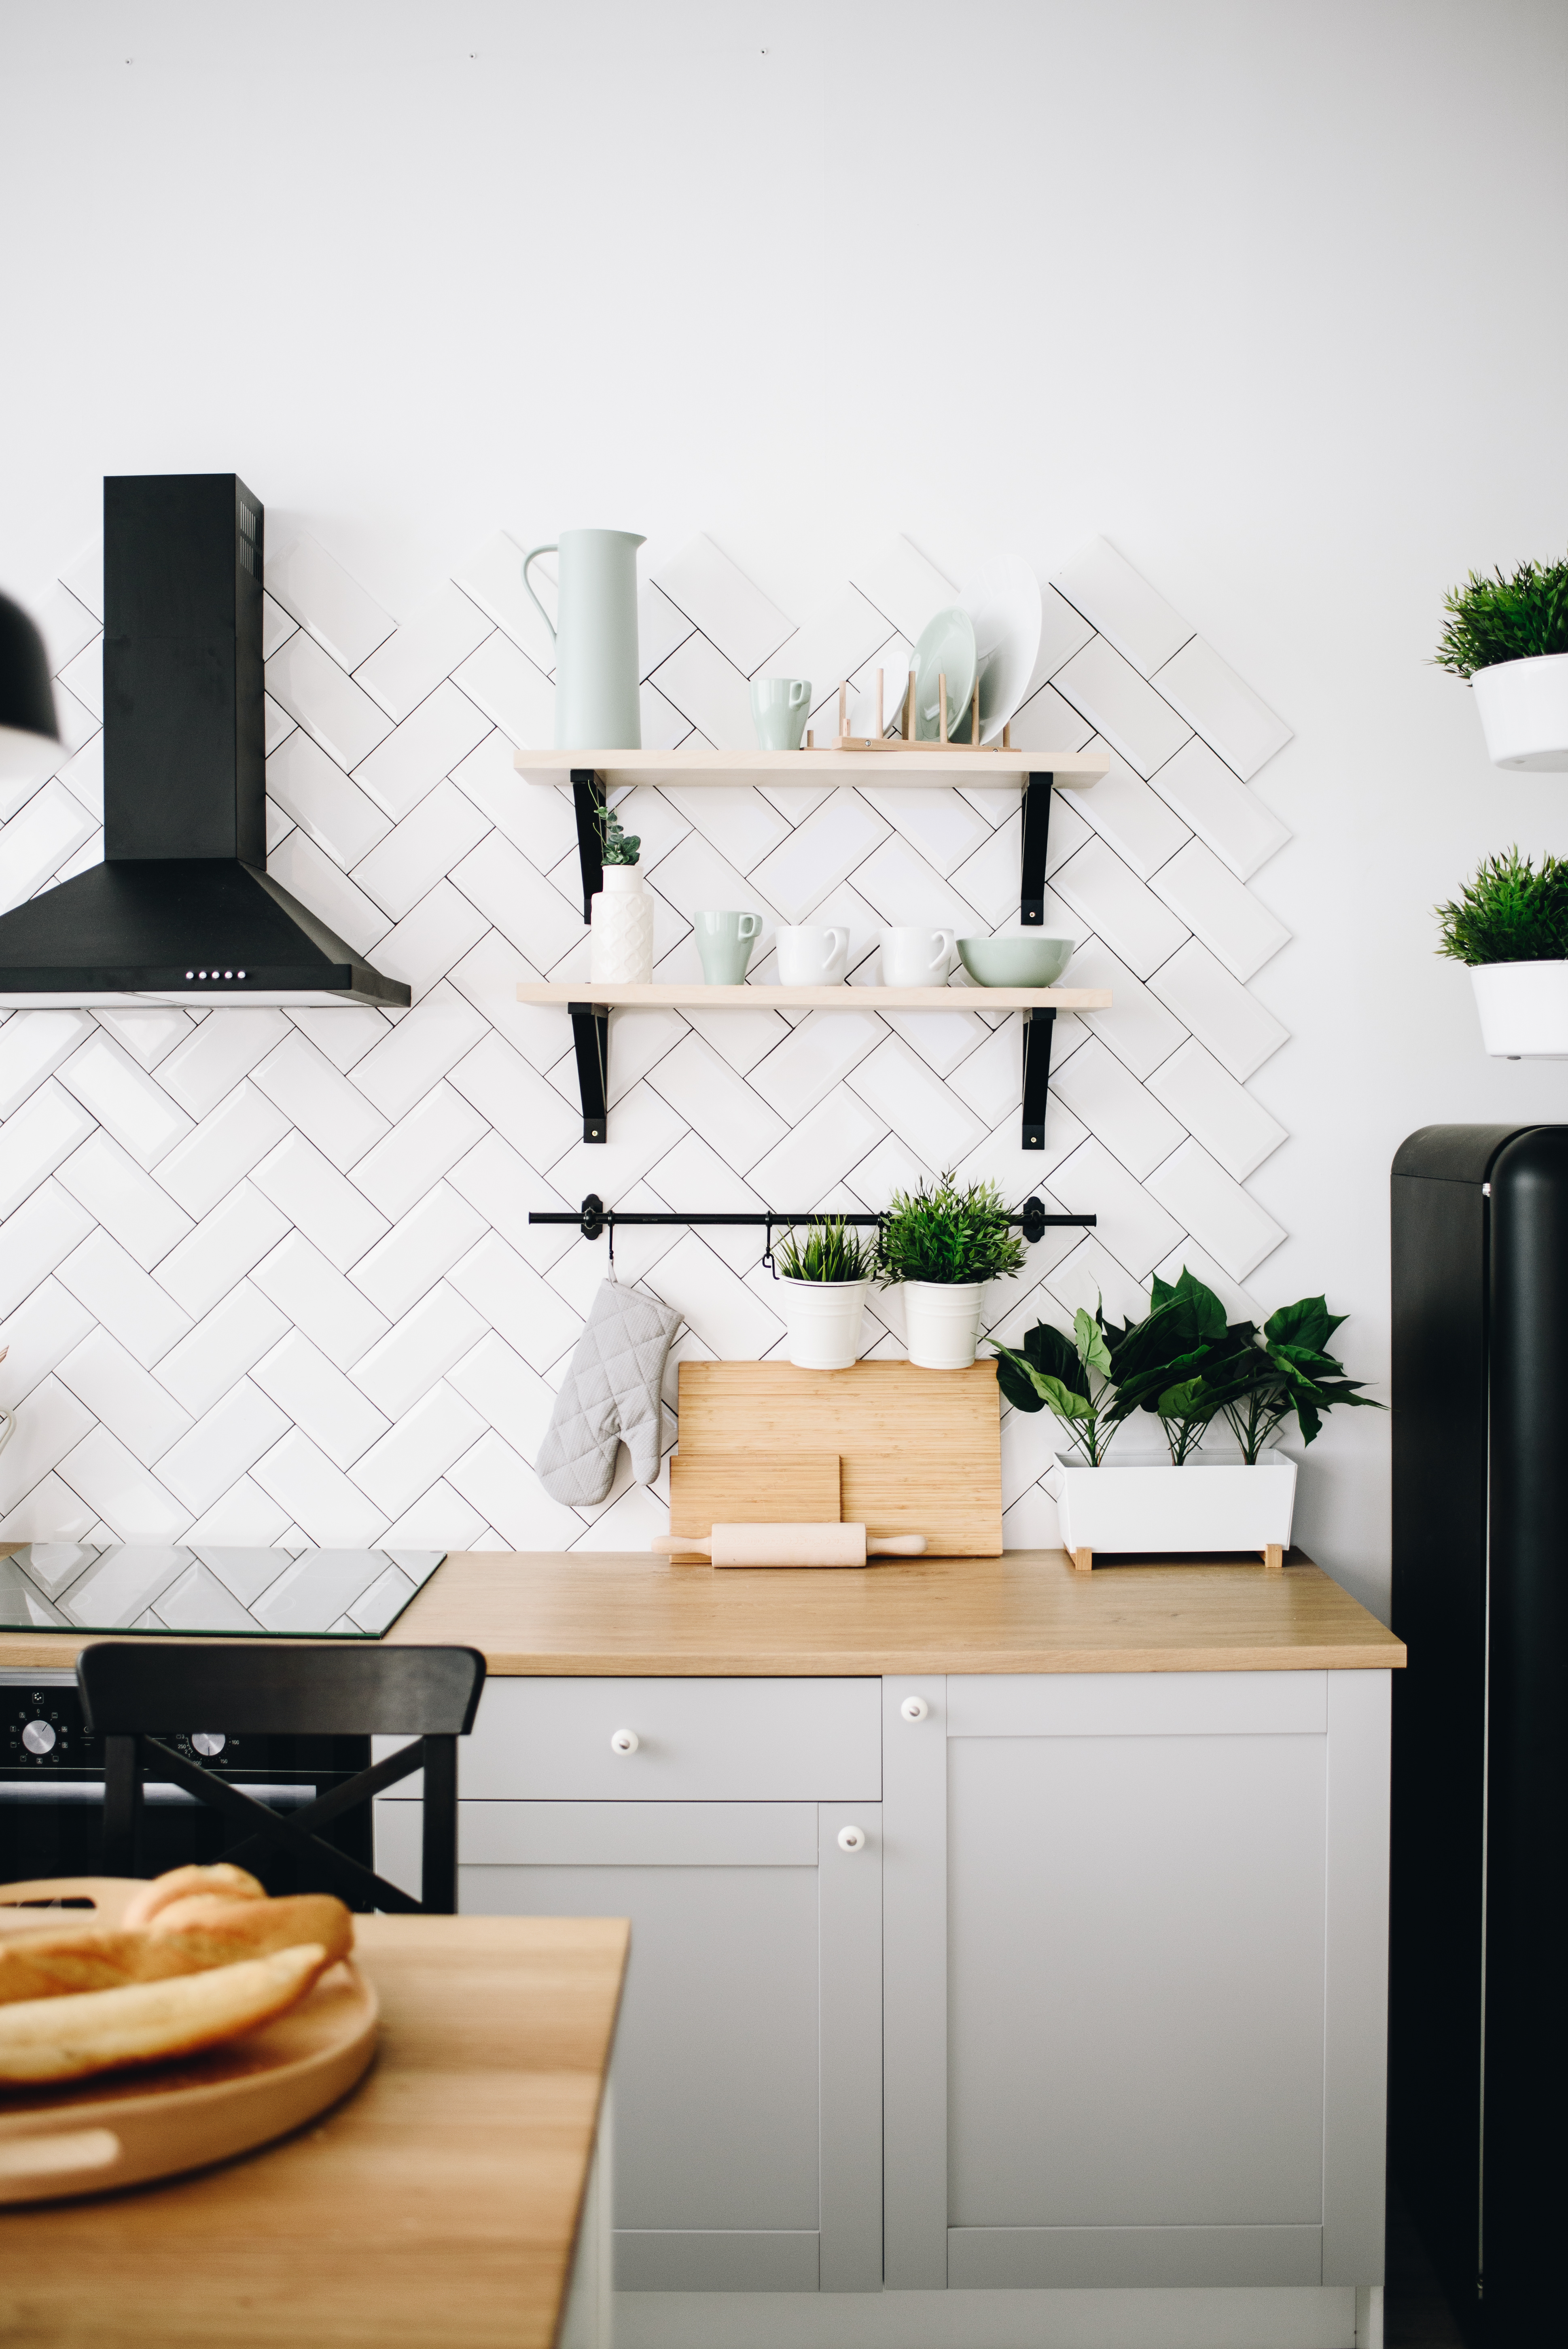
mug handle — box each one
[788,680,811,708]
[738,914,763,941]
[520,545,558,645]
[925,931,952,974]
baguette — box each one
[120,1864,266,1929]
[0,1896,353,2007]
[0,1942,330,2084]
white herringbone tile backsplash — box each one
[2,528,1292,1556]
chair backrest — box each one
[78,1642,487,1915]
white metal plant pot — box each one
[1469,962,1568,1059]
[901,1281,984,1371]
[1471,654,1568,773]
[1043,1448,1297,1572]
[778,1277,871,1372]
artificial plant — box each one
[775,1216,877,1283]
[992,1309,1117,1466]
[597,802,641,866]
[1435,555,1568,678]
[1435,846,1568,966]
[878,1174,1026,1287]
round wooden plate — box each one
[0,1876,379,2204]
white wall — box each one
[3,0,1566,1620]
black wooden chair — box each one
[76,1641,486,1915]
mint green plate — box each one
[957,935,1074,986]
[909,607,978,741]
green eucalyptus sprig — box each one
[597,802,641,867]
[1435,555,1568,679]
[1436,846,1568,967]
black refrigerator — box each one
[1390,1124,1568,2344]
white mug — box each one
[776,924,850,985]
[881,926,955,986]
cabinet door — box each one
[943,1671,1334,2290]
[458,1798,881,2294]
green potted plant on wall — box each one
[774,1217,878,1371]
[1437,846,1568,1059]
[879,1173,1025,1370]
[1436,553,1568,771]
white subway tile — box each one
[57,1132,193,1271]
[451,531,557,669]
[249,1429,389,1546]
[847,1036,986,1169]
[849,832,985,937]
[945,1018,1032,1130]
[449,730,572,860]
[448,1232,583,1372]
[56,634,102,721]
[354,582,493,720]
[1006,679,1100,765]
[1149,839,1290,981]
[660,782,790,876]
[55,734,104,825]
[646,1034,786,1174]
[350,1283,488,1420]
[350,1381,486,1518]
[746,1009,884,1124]
[93,1006,191,1071]
[446,1331,556,1454]
[858,782,993,879]
[154,1378,293,1514]
[50,683,99,762]
[0,782,99,912]
[1052,636,1192,778]
[150,1562,261,1633]
[1050,837,1189,980]
[545,1081,687,1206]
[445,1430,583,1548]
[1146,1139,1286,1282]
[54,1328,192,1467]
[151,1281,290,1417]
[0,1374,97,1512]
[1146,734,1290,880]
[846,532,956,644]
[1072,741,1191,880]
[250,1131,390,1271]
[0,1471,99,1547]
[265,524,394,672]
[350,1080,489,1221]
[250,1230,392,1370]
[1049,1138,1185,1281]
[265,694,297,756]
[1051,541,1193,677]
[746,1083,886,1207]
[154,1181,291,1317]
[0,1180,91,1321]
[153,1009,292,1121]
[1043,1234,1152,1338]
[181,1477,292,1549]
[639,680,691,752]
[286,1006,390,1073]
[351,778,491,919]
[448,633,554,748]
[152,1080,290,1219]
[266,728,391,869]
[350,682,493,824]
[445,1131,576,1270]
[37,581,101,674]
[651,534,794,676]
[53,1429,187,1549]
[265,630,392,771]
[948,1090,1091,1195]
[644,1232,783,1361]
[1067,938,1189,1081]
[448,832,583,966]
[0,1009,93,1115]
[765,586,897,716]
[54,1034,191,1169]
[1151,635,1292,782]
[261,591,297,661]
[250,1032,390,1170]
[0,1278,95,1405]
[1051,1037,1187,1181]
[251,1330,390,1469]
[55,1229,192,1366]
[374,1490,485,1555]
[265,830,390,958]
[349,1182,487,1321]
[1146,1039,1287,1181]
[648,631,755,750]
[348,984,488,1122]
[369,879,491,1000]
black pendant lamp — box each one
[0,591,61,785]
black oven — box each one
[0,1668,373,1900]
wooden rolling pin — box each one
[653,1524,927,1567]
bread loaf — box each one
[0,1895,353,2007]
[0,1943,329,2084]
[120,1864,265,1929]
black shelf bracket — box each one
[1021,1007,1055,1152]
[571,767,606,922]
[568,1003,608,1143]
[1020,772,1053,926]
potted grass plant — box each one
[879,1174,1025,1370]
[588,802,653,984]
[992,1269,1379,1567]
[1436,554,1568,771]
[1437,846,1568,1058]
[775,1217,877,1371]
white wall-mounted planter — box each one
[1043,1448,1297,1571]
[589,864,654,984]
[1471,654,1568,773]
[1470,960,1568,1058]
[901,1281,984,1371]
[779,1276,871,1371]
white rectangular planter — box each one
[1042,1449,1297,1571]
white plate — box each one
[960,554,1044,742]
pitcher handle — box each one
[521,544,558,644]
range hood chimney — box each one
[0,475,410,1008]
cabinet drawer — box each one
[460,1676,882,1802]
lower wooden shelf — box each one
[516,984,1112,1147]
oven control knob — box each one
[21,1719,56,1755]
[191,1732,227,1757]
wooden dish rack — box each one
[806,668,1016,754]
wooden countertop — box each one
[0,1914,628,2349]
[0,1550,1405,1678]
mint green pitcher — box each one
[521,528,645,749]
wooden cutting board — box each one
[668,1452,840,1547]
[674,1360,1002,1557]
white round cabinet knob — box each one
[900,1695,929,1722]
[837,1823,867,1853]
[610,1728,640,1755]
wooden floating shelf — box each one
[516,983,1110,1011]
[513,746,1108,791]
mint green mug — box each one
[750,677,812,751]
[696,910,763,985]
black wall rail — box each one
[529,1192,1094,1272]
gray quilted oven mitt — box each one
[536,1279,682,1505]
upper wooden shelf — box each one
[513,747,1108,790]
[516,982,1110,1011]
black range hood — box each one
[0,475,409,1008]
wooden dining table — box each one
[0,1914,629,2349]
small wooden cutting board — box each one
[668,1452,841,1561]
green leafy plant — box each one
[597,802,640,866]
[1435,555,1568,679]
[1207,1296,1382,1461]
[1102,1267,1231,1463]
[878,1174,1026,1287]
[775,1216,877,1283]
[993,1308,1117,1466]
[1436,846,1568,966]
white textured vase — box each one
[589,863,654,983]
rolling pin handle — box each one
[867,1534,928,1556]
